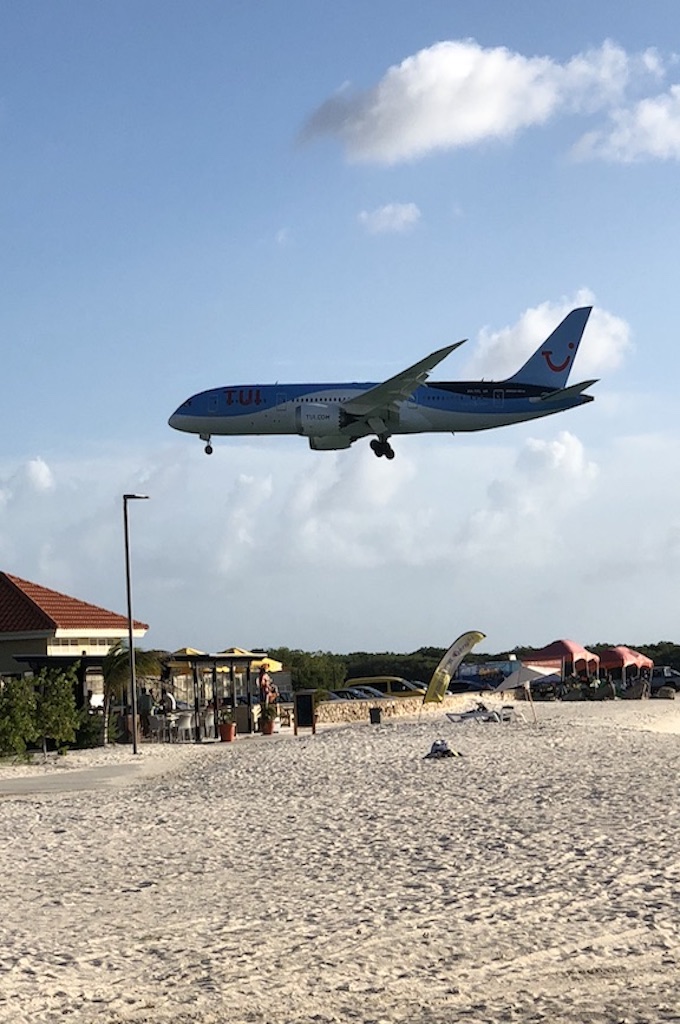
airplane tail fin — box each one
[504,307,592,388]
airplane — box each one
[168,306,596,459]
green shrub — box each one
[0,677,38,757]
[35,667,80,754]
[74,709,103,748]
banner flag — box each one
[423,631,486,704]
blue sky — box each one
[2,2,680,656]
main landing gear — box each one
[370,438,395,459]
[200,434,213,455]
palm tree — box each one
[101,641,160,745]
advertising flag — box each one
[423,631,486,704]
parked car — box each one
[651,666,680,693]
[346,685,386,700]
[447,679,498,695]
[345,676,427,698]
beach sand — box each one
[1,699,680,1023]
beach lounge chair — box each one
[446,702,522,725]
[500,704,525,723]
[446,702,500,724]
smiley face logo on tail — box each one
[541,341,575,374]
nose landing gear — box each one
[370,438,395,459]
[200,434,213,455]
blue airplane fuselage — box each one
[168,306,596,457]
[169,379,593,438]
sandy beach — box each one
[2,699,680,1024]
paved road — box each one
[0,762,146,796]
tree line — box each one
[267,641,680,691]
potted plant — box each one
[260,701,279,736]
[218,708,237,742]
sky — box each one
[2,1,680,657]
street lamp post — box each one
[123,493,149,755]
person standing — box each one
[138,686,153,738]
[258,664,272,705]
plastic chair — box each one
[173,711,194,742]
[148,715,166,742]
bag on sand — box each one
[424,739,463,759]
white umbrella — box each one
[494,664,561,722]
[495,665,561,693]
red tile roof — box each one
[0,573,148,633]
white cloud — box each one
[573,84,680,161]
[216,472,274,573]
[517,432,598,486]
[357,202,421,234]
[3,457,56,498]
[462,291,632,381]
[303,38,663,164]
[279,451,421,568]
[454,431,598,571]
[0,430,664,651]
[25,457,55,492]
[0,457,57,552]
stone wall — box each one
[315,692,515,725]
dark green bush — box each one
[0,677,38,757]
[74,709,104,748]
[35,667,80,754]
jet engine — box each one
[295,403,343,437]
[308,435,353,450]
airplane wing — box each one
[530,379,598,403]
[341,340,466,417]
